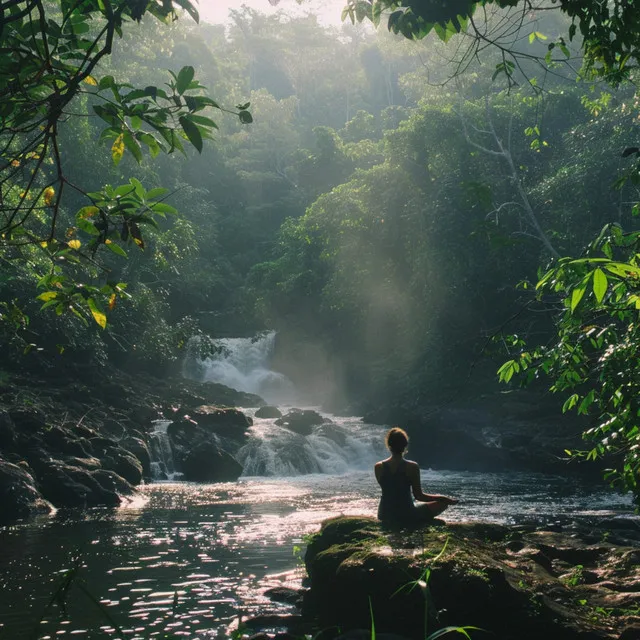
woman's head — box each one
[385,427,409,455]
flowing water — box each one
[0,338,636,638]
[183,332,295,405]
[149,421,183,482]
[0,417,635,640]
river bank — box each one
[0,366,263,523]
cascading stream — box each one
[238,412,386,477]
[148,419,183,481]
[181,332,384,477]
[183,332,295,405]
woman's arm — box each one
[374,461,384,486]
[408,462,459,504]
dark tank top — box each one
[377,459,416,524]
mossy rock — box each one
[302,518,638,640]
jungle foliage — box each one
[1,1,640,497]
[343,0,640,84]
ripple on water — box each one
[0,470,634,639]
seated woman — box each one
[375,427,458,526]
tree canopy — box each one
[343,0,640,84]
[0,0,251,329]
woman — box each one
[375,427,458,525]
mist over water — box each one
[183,332,296,405]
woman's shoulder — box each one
[403,459,420,470]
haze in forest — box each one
[5,1,629,411]
[201,0,345,26]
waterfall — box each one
[149,420,183,481]
[180,331,385,478]
[183,332,295,404]
[238,413,386,477]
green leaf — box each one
[578,390,595,415]
[145,187,170,200]
[238,110,253,124]
[570,280,588,312]
[179,116,203,153]
[562,394,579,413]
[151,202,178,215]
[187,114,219,129]
[87,298,107,329]
[77,218,100,236]
[497,360,517,383]
[98,75,115,90]
[129,177,145,198]
[176,66,195,95]
[123,131,143,164]
[592,268,608,304]
[173,0,199,23]
[536,268,555,290]
[105,241,127,258]
[529,31,547,43]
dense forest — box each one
[2,0,639,492]
[2,2,640,640]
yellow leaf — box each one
[43,186,55,206]
[68,239,81,250]
[40,241,47,248]
[87,298,107,329]
[91,308,107,329]
[37,291,58,302]
[77,206,98,219]
[112,133,125,166]
[11,159,20,167]
[83,75,98,86]
[108,293,117,311]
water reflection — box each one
[0,471,634,639]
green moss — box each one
[465,567,491,583]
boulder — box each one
[255,406,283,419]
[314,423,347,447]
[302,516,640,640]
[32,458,121,508]
[0,457,52,523]
[192,405,252,439]
[62,456,102,471]
[8,407,47,434]
[264,586,304,605]
[179,441,243,482]
[276,409,326,436]
[123,436,151,477]
[101,447,143,485]
[0,410,15,448]
[92,469,135,496]
[42,427,92,458]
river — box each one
[0,336,635,638]
[0,450,633,639]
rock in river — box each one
[302,516,640,640]
[0,457,52,523]
[255,406,283,419]
[275,409,327,436]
